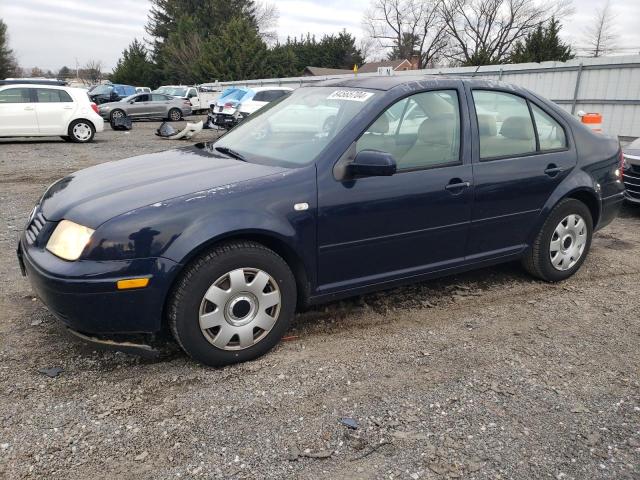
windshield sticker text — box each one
[327,90,374,102]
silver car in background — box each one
[622,137,640,204]
[98,93,192,122]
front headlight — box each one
[46,220,94,261]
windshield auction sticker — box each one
[327,90,374,102]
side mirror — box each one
[347,150,397,178]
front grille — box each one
[25,211,46,245]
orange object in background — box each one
[581,113,603,133]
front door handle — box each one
[445,180,472,192]
[24,106,34,111]
[544,164,563,177]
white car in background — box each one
[238,87,293,117]
[0,84,104,142]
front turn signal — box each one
[116,278,150,290]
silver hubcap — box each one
[550,214,587,271]
[112,110,124,119]
[170,110,180,120]
[199,268,281,351]
[72,123,92,141]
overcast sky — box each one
[1,0,639,72]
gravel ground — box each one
[0,119,639,480]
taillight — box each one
[90,102,99,115]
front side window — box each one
[356,90,461,170]
[0,88,32,103]
[135,94,150,102]
[472,90,536,159]
[36,89,72,103]
[531,104,566,151]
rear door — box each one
[0,87,39,135]
[34,88,75,135]
[466,87,576,258]
[151,94,171,116]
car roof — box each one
[314,74,523,93]
[251,86,293,92]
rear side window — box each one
[472,91,536,159]
[36,89,73,103]
[253,91,270,102]
[531,104,567,151]
[0,88,32,103]
[356,90,461,170]
[151,94,168,101]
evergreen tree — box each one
[509,18,574,64]
[204,16,270,81]
[111,39,155,86]
[0,19,18,79]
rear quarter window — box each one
[36,89,73,103]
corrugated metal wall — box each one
[204,55,640,139]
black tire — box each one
[110,109,126,122]
[168,108,182,121]
[522,198,593,282]
[168,241,297,367]
[67,119,95,143]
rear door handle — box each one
[544,164,563,176]
[445,180,471,191]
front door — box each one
[0,87,38,135]
[128,94,150,117]
[466,88,577,258]
[317,88,473,292]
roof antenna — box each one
[471,64,481,78]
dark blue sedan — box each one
[18,76,625,366]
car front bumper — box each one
[208,112,239,128]
[17,238,180,335]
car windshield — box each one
[92,85,112,95]
[221,89,250,102]
[164,87,188,97]
[210,87,379,168]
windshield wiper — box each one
[215,146,247,162]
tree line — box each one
[0,0,623,86]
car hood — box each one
[98,101,126,109]
[40,144,287,228]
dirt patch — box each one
[0,120,638,479]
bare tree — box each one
[255,1,279,45]
[363,0,449,68]
[440,0,573,66]
[582,0,618,57]
[81,60,103,83]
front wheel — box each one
[522,198,593,282]
[168,241,297,366]
[68,120,95,143]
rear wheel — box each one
[68,120,95,143]
[522,198,593,282]
[168,108,182,121]
[168,241,296,366]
